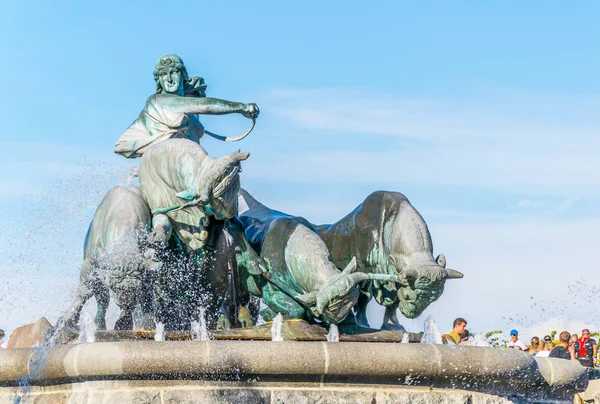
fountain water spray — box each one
[77,309,96,343]
[154,322,165,341]
[326,324,340,342]
[420,315,443,344]
[271,313,283,342]
[471,333,491,347]
[198,307,209,341]
[401,332,409,343]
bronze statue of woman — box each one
[115,54,259,158]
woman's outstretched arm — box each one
[157,93,258,118]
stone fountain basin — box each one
[0,341,589,403]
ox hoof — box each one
[114,312,134,331]
[238,307,253,328]
[380,322,406,332]
[259,307,277,322]
[216,314,231,331]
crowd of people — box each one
[442,318,598,372]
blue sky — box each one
[1,1,599,340]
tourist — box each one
[536,341,555,357]
[573,329,597,369]
[549,331,575,360]
[461,329,471,345]
[570,333,578,348]
[507,329,527,351]
[528,337,541,355]
[442,318,467,344]
[0,329,4,349]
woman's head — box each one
[530,336,540,348]
[558,331,571,345]
[543,341,555,351]
[153,54,206,97]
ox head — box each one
[195,150,249,220]
[387,253,463,318]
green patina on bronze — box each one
[52,54,462,339]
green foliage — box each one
[483,330,508,348]
[485,330,502,339]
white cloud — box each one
[250,88,600,198]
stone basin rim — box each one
[0,341,588,395]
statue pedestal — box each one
[53,319,424,343]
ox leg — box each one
[139,272,156,330]
[60,258,97,330]
[262,282,305,321]
[94,285,109,331]
[114,309,134,331]
[355,292,371,328]
[247,295,261,325]
[216,298,232,331]
[238,306,253,328]
[380,302,406,332]
[62,282,94,331]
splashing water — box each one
[401,332,410,343]
[77,309,96,343]
[198,307,209,341]
[420,315,443,344]
[326,324,340,342]
[471,333,491,347]
[271,313,283,342]
[154,322,165,341]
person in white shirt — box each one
[535,340,556,357]
[507,329,528,351]
[0,329,5,349]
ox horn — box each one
[341,257,358,275]
[228,149,250,163]
[444,269,464,279]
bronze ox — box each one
[315,191,463,331]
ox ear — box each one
[436,254,447,268]
[444,269,464,279]
[341,256,358,275]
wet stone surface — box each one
[162,388,270,404]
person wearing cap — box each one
[573,329,597,369]
[115,54,259,158]
[442,318,467,345]
[507,329,527,351]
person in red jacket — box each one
[573,329,597,369]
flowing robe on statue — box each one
[115,94,205,158]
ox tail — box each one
[238,188,270,215]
